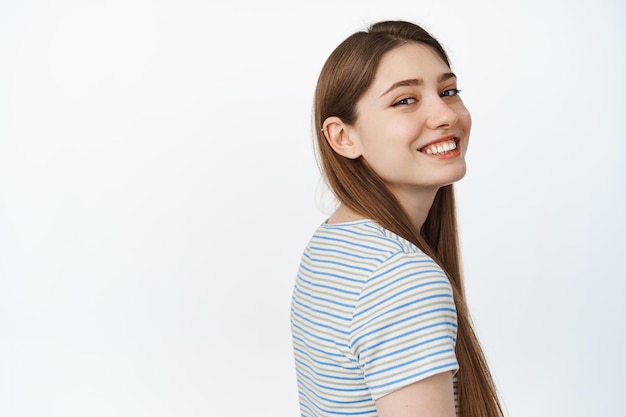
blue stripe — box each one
[295,357,363,382]
[293,298,351,322]
[369,362,459,390]
[296,368,370,394]
[297,387,376,415]
[367,348,456,377]
[325,225,403,248]
[314,235,394,255]
[292,321,350,348]
[294,282,356,308]
[310,258,374,273]
[363,334,456,367]
[293,345,360,370]
[292,309,351,336]
[353,294,455,331]
[357,321,458,356]
[363,259,441,288]
[300,264,365,286]
[352,295,456,333]
[298,379,373,406]
[359,271,448,302]
[292,335,348,359]
[310,246,383,262]
[299,399,314,416]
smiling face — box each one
[344,42,471,205]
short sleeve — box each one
[349,250,459,400]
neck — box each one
[326,204,366,224]
[388,185,439,230]
[328,186,439,230]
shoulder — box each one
[310,220,421,259]
[300,220,445,296]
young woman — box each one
[291,21,504,417]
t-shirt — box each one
[291,220,459,416]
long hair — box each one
[314,20,504,417]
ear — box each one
[322,116,362,159]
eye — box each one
[440,88,462,98]
[393,97,417,107]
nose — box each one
[424,95,458,130]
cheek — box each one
[379,114,423,144]
[458,106,472,133]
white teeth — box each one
[422,139,457,155]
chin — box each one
[435,164,467,187]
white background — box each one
[1,0,624,416]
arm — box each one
[375,371,456,417]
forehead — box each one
[369,43,451,91]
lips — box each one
[419,136,459,155]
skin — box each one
[323,42,470,416]
[375,371,456,417]
[324,42,471,231]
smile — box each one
[420,138,458,155]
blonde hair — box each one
[314,20,504,417]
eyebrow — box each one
[379,72,457,98]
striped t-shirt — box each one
[291,220,459,416]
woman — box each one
[291,21,504,417]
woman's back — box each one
[291,220,459,416]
